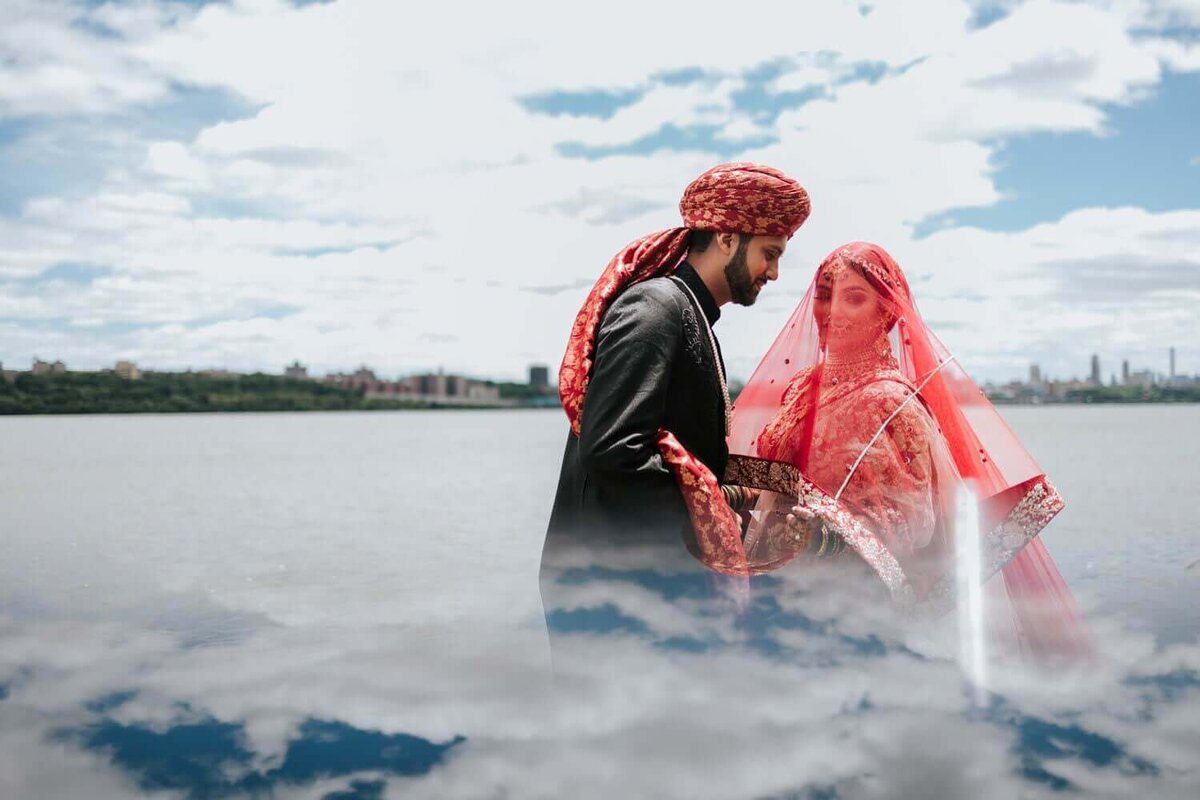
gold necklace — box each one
[824,334,896,385]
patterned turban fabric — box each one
[559,162,811,434]
[679,162,811,238]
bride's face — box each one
[813,261,885,352]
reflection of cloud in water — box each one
[2,408,1194,796]
[1,535,1196,798]
[1,603,1199,798]
[52,705,463,800]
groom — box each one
[545,163,811,549]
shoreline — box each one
[2,400,1198,418]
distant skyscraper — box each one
[1090,354,1101,386]
[1170,347,1176,378]
[1122,359,1130,385]
[1029,364,1042,385]
[529,364,550,389]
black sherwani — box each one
[544,263,728,547]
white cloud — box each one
[145,141,212,188]
[0,0,184,117]
[0,0,1196,380]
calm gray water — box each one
[1,406,1198,798]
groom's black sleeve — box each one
[578,281,681,496]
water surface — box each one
[1,407,1197,798]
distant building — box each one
[1170,347,1176,379]
[114,360,141,380]
[0,362,15,384]
[463,382,501,403]
[1122,359,1130,385]
[529,364,550,389]
[325,366,506,406]
[324,366,379,392]
[361,371,503,405]
[31,359,66,375]
[1089,354,1101,386]
[1126,369,1156,389]
[284,360,308,380]
[1028,364,1042,385]
[416,372,448,397]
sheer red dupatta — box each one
[684,242,1088,655]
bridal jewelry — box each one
[823,331,897,385]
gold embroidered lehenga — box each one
[743,356,957,599]
[658,242,1090,657]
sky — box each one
[0,0,1198,384]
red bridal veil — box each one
[661,242,1089,657]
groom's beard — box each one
[724,237,758,306]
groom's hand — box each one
[721,484,761,511]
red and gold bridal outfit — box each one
[677,242,1089,656]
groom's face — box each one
[725,234,786,306]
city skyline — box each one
[1,355,560,389]
[0,1,1197,384]
[5,345,1191,391]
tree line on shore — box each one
[0,371,534,415]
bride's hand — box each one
[783,504,820,548]
[784,504,844,556]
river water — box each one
[1,406,1197,798]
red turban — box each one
[680,162,811,238]
[559,162,811,434]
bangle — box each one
[826,526,845,557]
[721,484,742,510]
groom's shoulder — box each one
[611,276,686,314]
[599,278,686,342]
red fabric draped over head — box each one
[719,241,1090,655]
[559,162,811,434]
[729,241,1047,499]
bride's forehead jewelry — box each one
[834,248,896,289]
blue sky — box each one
[1,0,1198,382]
[916,69,1200,234]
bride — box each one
[658,241,1089,657]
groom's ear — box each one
[716,232,739,255]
